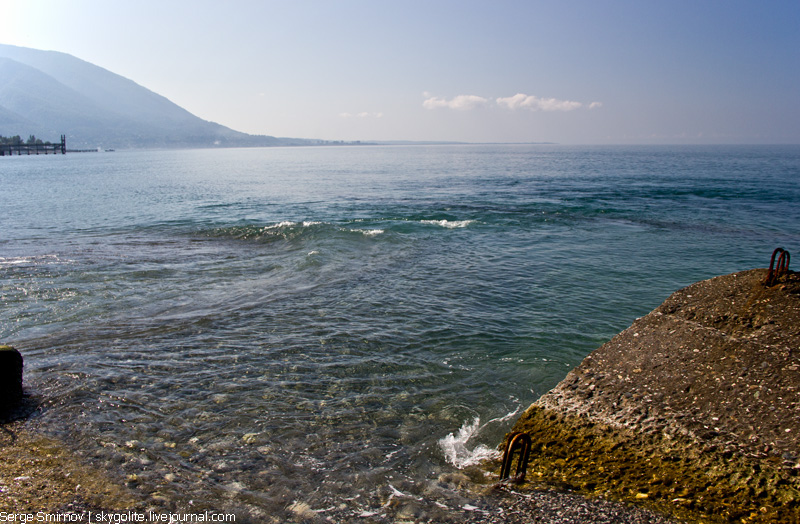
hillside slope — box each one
[0,44,286,149]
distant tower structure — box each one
[61,135,66,154]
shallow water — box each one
[1,144,798,520]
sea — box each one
[1,144,798,521]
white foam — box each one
[264,221,297,231]
[263,220,325,232]
[421,219,475,229]
[0,257,29,267]
[438,417,501,469]
[0,255,61,267]
[484,405,522,425]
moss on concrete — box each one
[506,407,799,523]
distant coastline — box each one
[372,140,557,145]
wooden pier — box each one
[0,135,66,156]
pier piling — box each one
[1,135,66,156]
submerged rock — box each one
[504,268,800,523]
[0,344,23,413]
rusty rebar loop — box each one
[777,250,790,275]
[766,247,791,286]
[500,432,532,481]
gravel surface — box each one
[458,484,681,524]
[0,415,682,522]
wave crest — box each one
[0,255,64,268]
[421,219,476,229]
[438,417,501,469]
[204,220,386,244]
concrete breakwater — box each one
[0,345,24,414]
[502,268,800,523]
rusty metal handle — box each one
[766,247,791,286]
[500,432,532,481]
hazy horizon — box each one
[1,0,798,145]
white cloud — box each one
[423,92,601,113]
[423,94,489,110]
[496,93,583,111]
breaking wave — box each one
[421,219,476,229]
[203,220,384,243]
[438,405,522,469]
[0,255,63,268]
[438,417,501,469]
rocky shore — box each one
[0,416,136,513]
[3,267,798,522]
[1,414,679,522]
[503,268,800,523]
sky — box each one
[1,0,798,144]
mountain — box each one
[0,44,301,149]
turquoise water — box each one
[1,144,798,520]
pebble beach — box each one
[0,418,680,523]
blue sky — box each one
[2,0,798,144]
